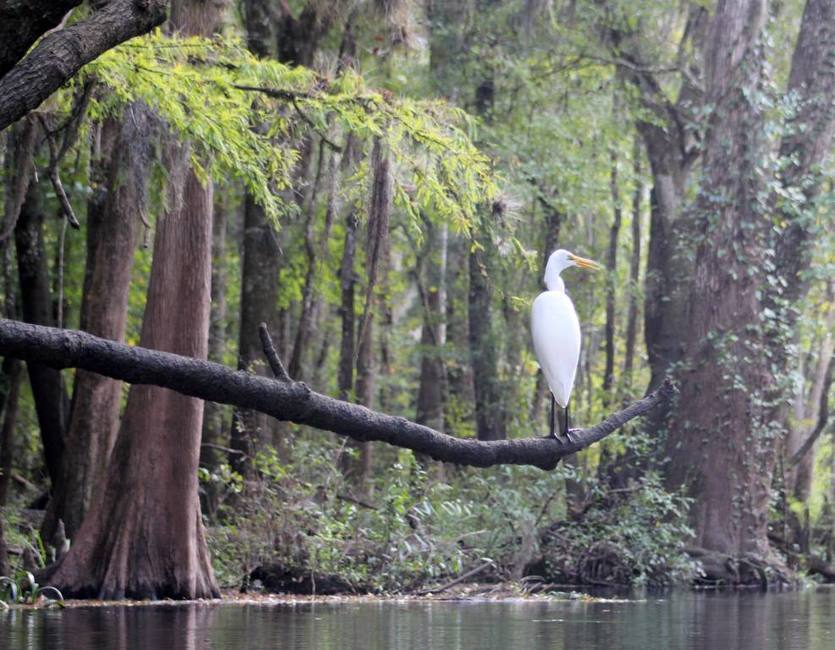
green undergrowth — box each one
[203,434,698,593]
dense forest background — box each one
[0,0,833,600]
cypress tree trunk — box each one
[15,182,68,485]
[230,195,281,475]
[200,191,229,517]
[664,0,774,556]
[44,106,149,540]
[45,150,219,599]
[43,0,222,599]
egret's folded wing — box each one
[531,292,581,407]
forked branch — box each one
[0,319,674,471]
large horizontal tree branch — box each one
[0,319,673,470]
[0,0,168,133]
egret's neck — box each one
[544,268,566,293]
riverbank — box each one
[1,582,638,610]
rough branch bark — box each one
[0,0,168,132]
[0,319,674,471]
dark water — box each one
[2,587,834,649]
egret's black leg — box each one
[550,394,557,438]
[562,402,569,437]
[563,403,576,444]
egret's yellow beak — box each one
[569,253,602,271]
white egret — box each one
[531,249,601,441]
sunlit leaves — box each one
[66,31,497,232]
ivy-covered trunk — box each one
[665,0,774,557]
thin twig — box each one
[201,442,246,456]
[35,114,80,230]
[258,322,292,382]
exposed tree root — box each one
[685,547,794,588]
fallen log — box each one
[0,319,674,470]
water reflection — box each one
[1,587,833,649]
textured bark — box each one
[231,0,290,474]
[603,148,622,396]
[275,2,336,67]
[38,0,222,600]
[0,358,21,506]
[0,0,168,132]
[622,139,643,391]
[14,183,69,485]
[766,0,835,473]
[45,106,150,541]
[288,141,330,380]
[243,0,273,58]
[338,212,358,400]
[0,319,675,472]
[42,154,218,599]
[612,3,708,424]
[200,190,230,513]
[230,195,281,474]
[345,140,391,487]
[415,221,448,433]
[468,225,504,441]
[665,0,772,556]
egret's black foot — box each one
[564,428,579,444]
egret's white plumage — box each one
[532,291,580,407]
[531,249,600,418]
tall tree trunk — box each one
[288,140,330,381]
[468,226,505,441]
[622,138,643,393]
[785,281,835,550]
[338,212,358,401]
[603,148,622,397]
[347,140,391,489]
[415,221,447,433]
[0,358,21,507]
[44,0,222,599]
[765,0,835,504]
[201,190,229,518]
[15,182,68,485]
[468,76,505,441]
[44,106,149,541]
[665,0,773,556]
[230,195,281,474]
[231,0,311,472]
[613,3,708,435]
[444,234,475,432]
[46,148,218,599]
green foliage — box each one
[0,572,64,608]
[206,438,697,592]
[66,31,496,232]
